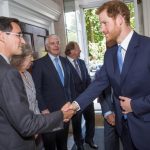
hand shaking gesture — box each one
[61,102,76,122]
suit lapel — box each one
[112,45,121,85]
[77,59,83,81]
[66,58,82,81]
[0,55,9,64]
[44,55,64,87]
[120,32,139,85]
[67,58,80,79]
[60,57,67,86]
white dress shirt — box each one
[48,53,64,77]
[0,53,10,64]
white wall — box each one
[142,0,150,37]
[0,0,61,33]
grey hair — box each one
[45,34,60,50]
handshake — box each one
[61,102,78,122]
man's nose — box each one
[21,37,26,44]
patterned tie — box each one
[117,45,127,119]
[73,60,82,79]
[54,57,64,85]
[117,45,123,72]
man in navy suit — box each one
[65,41,98,150]
[68,1,150,150]
[32,34,73,150]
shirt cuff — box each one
[72,101,80,111]
[104,111,113,118]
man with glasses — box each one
[0,16,74,150]
[5,31,23,37]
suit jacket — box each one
[0,55,63,150]
[66,58,91,99]
[98,86,114,116]
[32,54,72,112]
[76,32,150,149]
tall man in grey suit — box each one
[65,41,98,150]
[0,16,74,150]
[32,34,73,150]
[68,1,150,150]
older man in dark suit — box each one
[65,41,98,150]
[68,1,150,150]
[32,34,73,150]
[0,17,74,150]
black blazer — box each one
[32,54,72,112]
[66,58,91,99]
[0,55,63,150]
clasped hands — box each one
[61,102,77,122]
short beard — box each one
[106,40,117,48]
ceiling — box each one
[78,0,134,8]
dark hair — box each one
[96,1,130,25]
[0,16,20,32]
[11,44,33,70]
[65,41,78,56]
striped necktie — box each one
[73,60,82,79]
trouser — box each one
[83,103,95,142]
[42,122,69,150]
[104,119,120,150]
[72,103,95,146]
[121,119,137,150]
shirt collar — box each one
[0,53,10,64]
[67,56,74,63]
[48,52,59,61]
[119,30,134,51]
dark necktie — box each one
[73,60,82,79]
[54,57,64,85]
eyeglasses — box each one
[5,32,23,38]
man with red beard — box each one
[69,1,150,150]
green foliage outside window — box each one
[84,2,135,67]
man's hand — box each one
[119,96,132,114]
[69,102,79,111]
[105,113,115,126]
[61,102,76,122]
[41,109,50,114]
[62,102,78,112]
